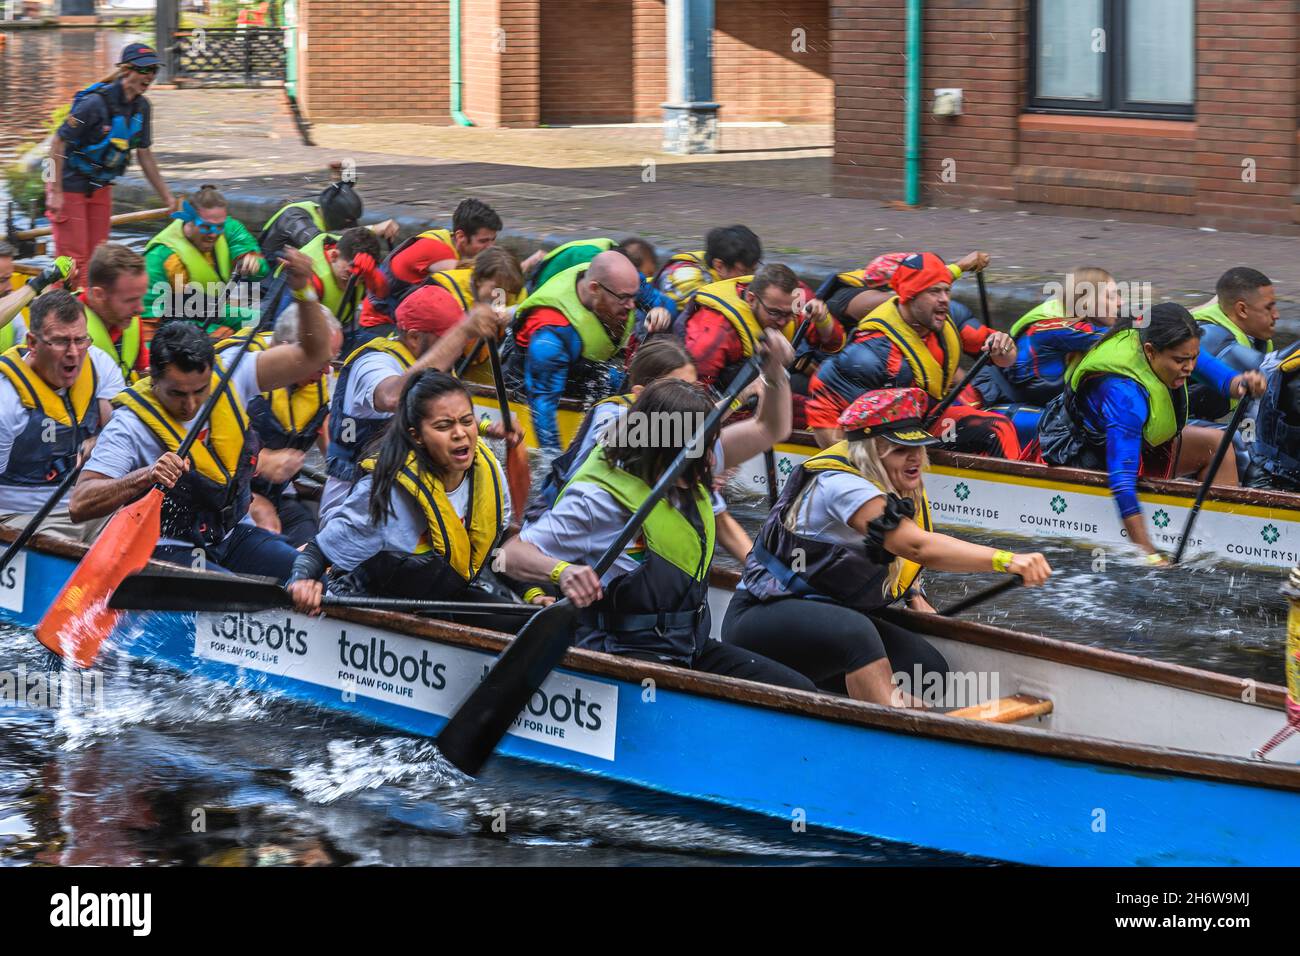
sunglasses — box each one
[194,219,225,237]
[128,65,159,76]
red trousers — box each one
[47,184,113,281]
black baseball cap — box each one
[120,43,161,68]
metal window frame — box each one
[1027,0,1195,121]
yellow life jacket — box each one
[0,344,96,427]
[856,297,962,399]
[360,443,504,581]
[805,441,930,598]
[691,276,798,357]
[112,367,250,486]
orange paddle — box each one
[35,275,288,667]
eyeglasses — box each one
[753,298,798,322]
[36,334,92,352]
[595,280,637,306]
[194,219,225,237]
[128,65,159,76]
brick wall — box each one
[298,0,449,124]
[539,0,637,123]
[715,0,832,123]
[832,0,1300,233]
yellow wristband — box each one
[522,587,546,604]
[1145,551,1166,566]
[478,416,492,437]
[549,560,571,585]
[992,550,1014,574]
[292,285,319,303]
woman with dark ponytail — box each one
[1036,302,1266,563]
[287,369,526,629]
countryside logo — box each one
[954,482,970,501]
[778,457,793,476]
[1262,523,1281,545]
[1050,494,1067,515]
[1152,509,1171,529]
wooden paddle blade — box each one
[109,568,288,613]
[505,440,531,520]
[436,598,580,776]
[35,488,164,668]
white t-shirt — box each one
[84,354,262,546]
[787,471,884,547]
[317,455,511,572]
[0,346,126,514]
[318,348,406,521]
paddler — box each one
[320,294,505,520]
[722,387,1052,706]
[654,225,763,310]
[1005,266,1119,407]
[677,262,841,425]
[287,226,386,332]
[1188,267,1276,422]
[1243,340,1300,492]
[287,370,526,632]
[1036,303,1266,564]
[0,256,76,352]
[0,289,128,541]
[498,347,815,687]
[257,178,398,260]
[80,242,150,380]
[500,250,639,451]
[527,238,677,333]
[816,250,988,330]
[216,305,344,546]
[528,334,761,563]
[389,246,524,364]
[360,198,533,331]
[804,252,1021,457]
[143,184,268,337]
[69,248,333,580]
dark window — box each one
[1029,0,1194,119]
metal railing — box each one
[173,27,286,84]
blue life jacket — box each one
[64,82,146,188]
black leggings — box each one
[721,589,948,695]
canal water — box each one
[0,27,1292,867]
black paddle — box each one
[436,356,766,776]
[0,462,84,576]
[1171,396,1251,565]
[335,271,361,327]
[939,575,1023,616]
[924,270,996,430]
[108,568,540,617]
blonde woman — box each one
[722,387,1052,706]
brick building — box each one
[294,0,833,126]
[294,0,1295,233]
[834,0,1297,234]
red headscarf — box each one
[890,252,952,304]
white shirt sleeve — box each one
[84,412,151,480]
[88,346,126,401]
[345,351,404,418]
[0,380,27,474]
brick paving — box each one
[114,88,1300,328]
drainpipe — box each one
[450,0,474,126]
[904,0,922,206]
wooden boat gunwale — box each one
[8,527,1299,796]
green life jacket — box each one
[145,218,232,286]
[564,447,714,580]
[513,263,631,362]
[84,303,142,382]
[261,199,326,238]
[298,232,361,319]
[1192,300,1273,353]
[531,238,616,290]
[1009,298,1066,338]
[0,323,18,354]
[1068,329,1184,447]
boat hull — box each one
[469,391,1300,570]
[5,543,1300,866]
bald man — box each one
[503,249,637,449]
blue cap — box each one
[120,43,160,68]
